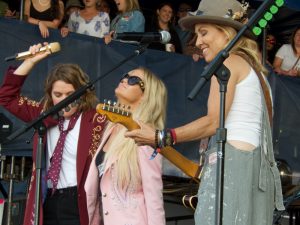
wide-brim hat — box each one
[179,0,254,38]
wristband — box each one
[170,128,177,145]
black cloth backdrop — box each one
[0,18,299,181]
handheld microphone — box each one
[113,31,171,44]
[4,42,61,62]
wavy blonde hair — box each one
[103,67,167,190]
[215,25,268,75]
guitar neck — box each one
[160,146,200,182]
[127,121,200,181]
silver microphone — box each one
[113,31,171,44]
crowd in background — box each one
[0,0,299,73]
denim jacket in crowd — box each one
[110,10,145,33]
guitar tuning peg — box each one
[107,100,111,105]
[102,99,107,110]
[121,105,126,115]
[126,106,131,116]
[113,102,117,106]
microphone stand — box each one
[3,44,148,225]
[187,1,277,225]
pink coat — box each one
[84,126,166,225]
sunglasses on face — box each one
[120,73,145,91]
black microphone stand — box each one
[187,1,277,225]
[3,44,148,225]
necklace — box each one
[38,0,50,7]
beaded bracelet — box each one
[155,129,159,149]
[158,130,164,148]
[165,129,172,146]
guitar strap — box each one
[236,53,273,127]
[252,68,273,127]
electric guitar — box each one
[96,102,202,182]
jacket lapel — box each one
[76,111,94,186]
[98,125,118,175]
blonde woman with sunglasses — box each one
[85,67,167,225]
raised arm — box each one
[15,43,51,75]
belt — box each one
[47,186,77,196]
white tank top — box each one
[225,68,262,147]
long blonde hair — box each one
[216,25,268,75]
[103,67,167,190]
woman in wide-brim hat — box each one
[125,0,285,224]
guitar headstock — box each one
[96,100,140,131]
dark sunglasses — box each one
[120,73,145,91]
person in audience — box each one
[0,0,8,16]
[24,0,64,38]
[273,26,300,76]
[125,0,284,224]
[97,0,109,14]
[85,67,167,225]
[61,0,110,38]
[147,2,182,53]
[60,0,84,27]
[0,0,20,18]
[183,32,204,62]
[0,43,106,225]
[265,33,278,65]
[104,0,145,44]
[97,0,118,21]
[174,2,192,50]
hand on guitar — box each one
[125,121,156,147]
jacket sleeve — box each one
[130,11,145,32]
[0,66,44,122]
[138,146,166,225]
